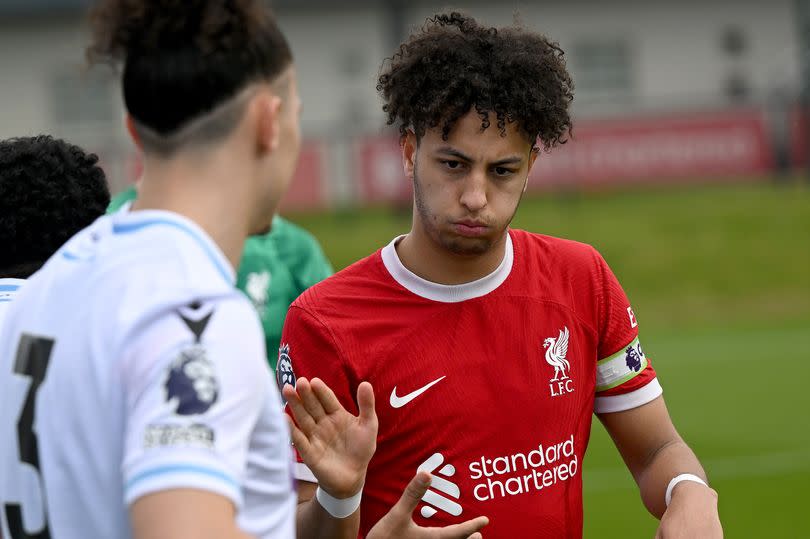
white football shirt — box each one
[0,210,295,538]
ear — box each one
[256,92,282,154]
[125,114,142,150]
[525,147,540,192]
[402,130,417,180]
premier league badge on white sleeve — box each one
[164,345,219,415]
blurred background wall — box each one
[0,0,804,206]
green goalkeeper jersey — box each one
[107,186,333,369]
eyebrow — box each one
[435,146,524,166]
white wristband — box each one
[665,473,708,507]
[315,486,363,519]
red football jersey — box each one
[280,230,661,538]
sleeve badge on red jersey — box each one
[627,306,638,328]
[624,341,645,372]
[276,343,296,393]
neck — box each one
[396,219,508,285]
[133,145,254,270]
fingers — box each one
[296,377,328,421]
[392,471,432,516]
[285,377,376,433]
[310,377,344,415]
[284,378,318,436]
[357,381,377,426]
[435,516,489,538]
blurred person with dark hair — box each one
[281,12,723,538]
[0,1,302,537]
[107,182,333,370]
[0,134,110,321]
[0,135,110,281]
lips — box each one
[453,220,489,237]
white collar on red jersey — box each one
[381,232,513,303]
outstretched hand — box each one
[283,377,378,499]
[368,471,489,539]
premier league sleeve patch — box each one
[164,345,219,415]
[276,343,296,395]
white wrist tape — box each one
[665,473,708,507]
[315,486,363,519]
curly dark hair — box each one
[377,12,574,149]
[0,136,110,278]
[87,0,292,138]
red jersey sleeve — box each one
[277,304,358,483]
[592,250,662,414]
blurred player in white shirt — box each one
[0,134,110,539]
[0,0,301,537]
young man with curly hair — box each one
[281,12,723,538]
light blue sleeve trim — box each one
[0,284,21,292]
[113,220,233,284]
[125,464,239,493]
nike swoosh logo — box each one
[390,376,446,409]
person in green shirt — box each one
[108,184,332,369]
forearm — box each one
[295,497,361,539]
[599,397,716,520]
[636,437,709,518]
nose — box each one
[459,169,487,212]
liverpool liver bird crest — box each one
[543,327,571,381]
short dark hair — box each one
[87,0,293,154]
[0,135,110,278]
[377,12,574,149]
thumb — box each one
[357,381,377,425]
[393,471,432,515]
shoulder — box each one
[110,211,235,293]
[88,213,245,347]
[291,250,384,310]
[511,229,602,269]
[119,281,265,393]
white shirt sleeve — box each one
[120,295,271,508]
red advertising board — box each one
[279,141,327,211]
[530,109,774,189]
[790,104,809,168]
[356,135,412,204]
